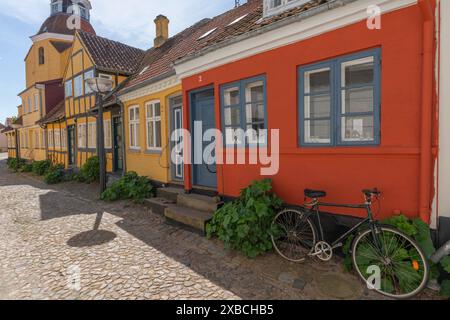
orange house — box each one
[174,0,445,238]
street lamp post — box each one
[86,77,114,196]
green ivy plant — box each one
[77,156,100,183]
[44,164,65,184]
[32,160,52,176]
[7,158,27,172]
[101,171,155,203]
[206,179,283,258]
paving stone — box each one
[0,153,439,301]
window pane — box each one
[342,57,374,87]
[245,81,264,103]
[130,124,135,146]
[147,105,153,118]
[135,107,139,119]
[304,119,331,144]
[246,103,265,123]
[147,121,154,147]
[304,94,330,118]
[155,121,162,147]
[246,123,267,144]
[224,87,240,106]
[341,115,374,142]
[154,103,161,117]
[225,127,243,145]
[135,124,140,146]
[305,68,330,93]
[342,86,374,114]
[224,107,240,126]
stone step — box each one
[164,205,214,234]
[143,197,175,216]
[156,187,185,202]
[177,193,221,213]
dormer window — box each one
[264,0,311,17]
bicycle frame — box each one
[304,199,379,250]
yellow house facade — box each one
[119,80,183,184]
[114,15,212,185]
[56,30,144,172]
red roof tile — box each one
[78,31,145,75]
[37,13,95,36]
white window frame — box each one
[129,106,140,149]
[84,70,95,95]
[77,123,86,148]
[87,122,97,149]
[74,75,83,98]
[61,128,67,149]
[54,129,61,148]
[145,100,162,151]
[104,120,112,149]
[65,80,73,98]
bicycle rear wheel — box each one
[271,209,317,262]
[352,226,429,299]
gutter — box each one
[418,0,436,224]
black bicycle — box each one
[271,188,429,299]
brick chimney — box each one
[154,15,169,48]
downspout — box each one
[118,100,127,176]
[418,0,435,224]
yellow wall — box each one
[6,132,17,158]
[123,84,182,183]
[18,126,46,161]
[47,122,68,167]
[25,38,72,88]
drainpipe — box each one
[418,0,435,224]
[118,100,127,176]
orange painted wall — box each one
[182,5,434,220]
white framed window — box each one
[145,101,162,150]
[84,70,95,94]
[65,80,73,97]
[129,106,140,149]
[54,129,61,148]
[48,130,54,148]
[61,128,67,149]
[74,75,83,97]
[87,122,97,149]
[104,120,112,149]
[34,93,39,111]
[77,123,86,148]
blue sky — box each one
[0,0,240,124]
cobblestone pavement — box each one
[0,154,440,300]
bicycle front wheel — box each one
[352,226,429,299]
[271,209,317,262]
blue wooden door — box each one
[191,89,217,189]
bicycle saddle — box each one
[304,189,327,199]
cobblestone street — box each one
[0,154,439,300]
